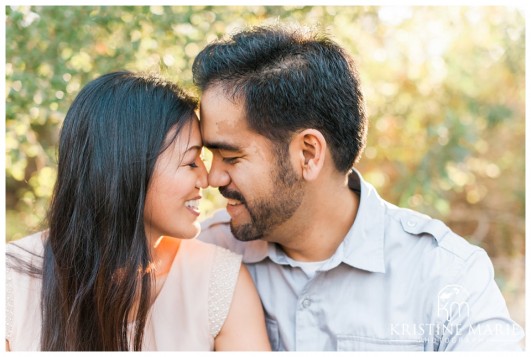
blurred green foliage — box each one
[5,6,525,327]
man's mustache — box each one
[219,186,246,204]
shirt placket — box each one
[294,274,322,350]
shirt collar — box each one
[242,169,386,273]
[340,168,386,273]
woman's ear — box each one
[291,129,326,182]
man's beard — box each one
[219,154,304,242]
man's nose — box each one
[207,157,230,188]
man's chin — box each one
[229,221,263,242]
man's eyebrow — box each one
[203,141,241,152]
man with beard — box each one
[193,25,523,351]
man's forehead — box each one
[200,84,243,109]
[198,85,273,154]
[199,113,244,143]
[200,93,246,127]
[200,91,250,139]
[200,112,242,132]
[199,118,244,152]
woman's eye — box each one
[188,162,199,168]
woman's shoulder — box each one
[175,238,242,295]
[6,231,45,279]
[179,239,243,339]
[5,232,45,351]
[180,238,242,264]
[6,231,46,258]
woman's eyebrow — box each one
[183,145,202,154]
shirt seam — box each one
[387,208,482,263]
[432,249,481,345]
[438,235,484,262]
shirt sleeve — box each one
[437,249,524,350]
[198,210,242,251]
[198,210,269,263]
[207,246,242,338]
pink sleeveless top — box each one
[6,232,242,351]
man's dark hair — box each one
[193,25,367,173]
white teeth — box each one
[185,199,200,211]
[227,199,242,206]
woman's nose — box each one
[196,160,208,189]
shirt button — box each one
[407,219,417,227]
[302,298,311,308]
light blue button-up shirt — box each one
[198,169,524,351]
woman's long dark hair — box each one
[38,71,197,350]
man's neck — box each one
[268,175,360,262]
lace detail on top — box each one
[6,266,14,341]
[208,246,242,338]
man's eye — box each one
[223,157,239,164]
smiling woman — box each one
[5,71,270,351]
[144,119,207,241]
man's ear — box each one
[291,129,326,181]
